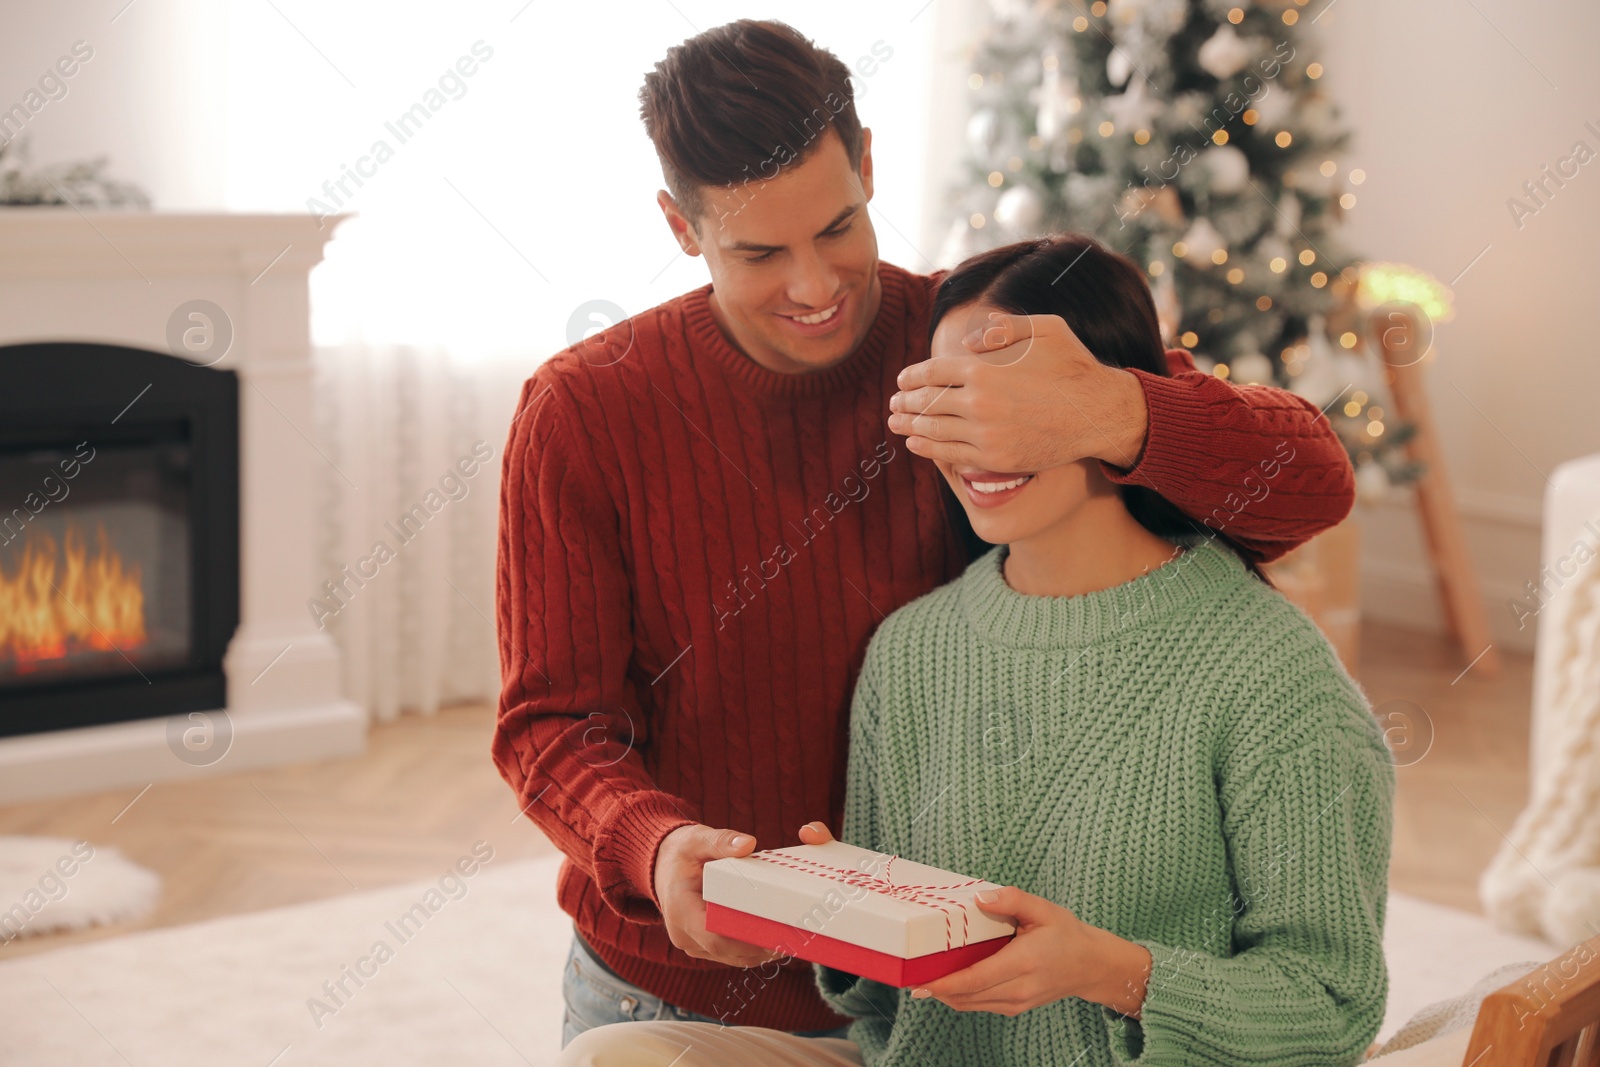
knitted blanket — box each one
[1481,515,1600,946]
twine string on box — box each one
[747,850,986,951]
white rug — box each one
[0,836,160,941]
[0,853,1562,1066]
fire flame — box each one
[0,524,148,672]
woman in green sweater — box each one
[560,234,1393,1067]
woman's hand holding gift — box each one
[799,822,1150,1020]
[911,886,1151,1019]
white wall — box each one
[1319,0,1600,651]
[0,0,227,207]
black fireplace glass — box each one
[0,342,239,738]
[0,432,195,686]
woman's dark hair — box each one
[930,232,1255,568]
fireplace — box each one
[0,342,239,738]
[0,211,363,804]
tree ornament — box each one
[993,184,1046,232]
[966,108,1002,158]
[1104,78,1161,132]
[1107,47,1134,87]
[1251,84,1294,130]
[1180,217,1228,267]
[1230,350,1274,385]
[1197,24,1253,79]
[1201,145,1251,194]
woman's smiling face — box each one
[929,302,1104,546]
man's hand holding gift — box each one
[655,823,784,967]
[799,822,1152,1019]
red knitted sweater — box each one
[492,262,1354,1032]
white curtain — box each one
[310,346,530,720]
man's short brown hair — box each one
[639,19,864,228]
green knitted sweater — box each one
[816,539,1394,1066]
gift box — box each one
[703,840,1016,987]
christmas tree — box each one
[942,0,1417,489]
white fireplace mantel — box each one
[0,210,366,803]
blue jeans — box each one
[561,931,853,1047]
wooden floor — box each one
[0,621,1532,960]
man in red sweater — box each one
[494,19,1355,1045]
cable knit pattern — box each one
[492,261,1358,1032]
[817,540,1394,1066]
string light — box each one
[1213,130,1230,145]
[1275,131,1293,147]
[1181,330,1199,347]
[1269,257,1287,273]
[1227,267,1245,284]
[1367,420,1385,436]
[968,73,984,89]
[1067,96,1083,113]
[1091,1,1107,14]
[970,213,986,228]
[1228,7,1244,23]
[1149,261,1165,276]
[1211,249,1229,265]
[1242,109,1259,125]
[1008,155,1024,171]
[1340,192,1357,208]
[1172,241,1189,257]
[1283,9,1299,24]
[1343,400,1363,417]
[1256,295,1273,310]
[1320,160,1337,176]
[1350,168,1367,185]
[1310,271,1328,287]
[1134,128,1151,144]
[1099,121,1115,137]
[1352,391,1369,405]
[1339,331,1358,348]
[1299,249,1316,265]
[1214,363,1231,379]
[1067,128,1084,143]
[988,171,1005,187]
[1357,262,1456,323]
[1306,62,1323,78]
[1073,15,1088,31]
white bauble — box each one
[1107,48,1133,87]
[1230,351,1274,385]
[993,184,1045,233]
[1197,25,1252,79]
[1355,461,1391,503]
[966,108,1001,158]
[1251,85,1294,130]
[1202,145,1251,194]
[989,0,1033,18]
[1105,79,1160,132]
[1255,234,1291,267]
[1180,217,1227,267]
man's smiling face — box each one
[660,128,883,375]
